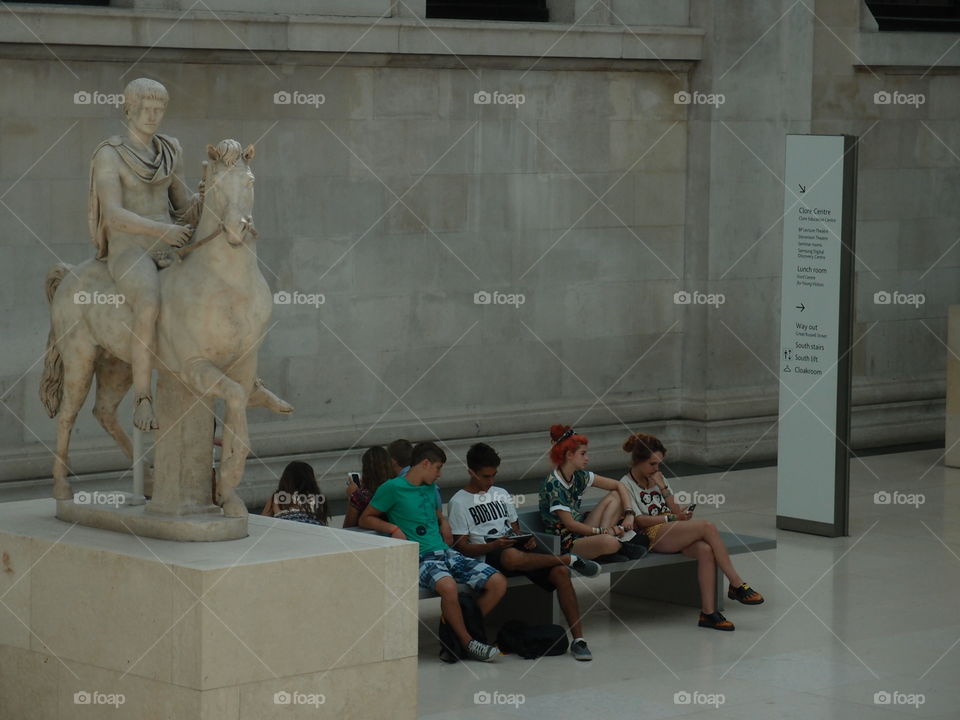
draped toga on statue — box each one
[88,133,193,261]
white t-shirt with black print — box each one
[448,487,519,559]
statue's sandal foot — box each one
[133,395,159,431]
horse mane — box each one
[211,139,244,167]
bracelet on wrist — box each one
[624,508,636,515]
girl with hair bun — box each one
[620,432,763,631]
[538,425,636,562]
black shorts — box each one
[484,546,558,593]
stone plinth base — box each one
[0,500,418,720]
[55,495,248,542]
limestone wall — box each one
[0,0,952,491]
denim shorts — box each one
[418,549,498,591]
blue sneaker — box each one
[570,639,593,661]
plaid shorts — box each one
[418,549,498,591]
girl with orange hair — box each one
[538,425,636,561]
[621,432,763,631]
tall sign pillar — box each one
[776,134,858,537]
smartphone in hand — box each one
[686,503,697,513]
[347,472,361,489]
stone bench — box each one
[349,505,776,625]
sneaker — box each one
[728,583,764,605]
[466,639,499,662]
[438,647,457,664]
[569,555,601,578]
[698,611,735,631]
[570,639,593,661]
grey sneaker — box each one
[570,639,593,661]
[569,555,601,578]
[466,639,499,662]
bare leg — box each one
[569,534,621,560]
[549,565,584,638]
[650,520,744,588]
[583,491,623,529]
[475,573,506,616]
[682,540,718,613]
[436,577,474,648]
[498,547,569,572]
[111,248,161,431]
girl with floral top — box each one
[538,425,636,560]
[621,433,763,631]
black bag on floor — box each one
[438,592,487,662]
[496,620,569,659]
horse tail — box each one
[45,263,69,303]
[40,264,70,418]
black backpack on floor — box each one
[496,620,569,659]
[438,592,487,662]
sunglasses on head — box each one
[553,428,575,445]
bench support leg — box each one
[609,561,725,611]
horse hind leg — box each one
[92,355,134,461]
[52,342,97,500]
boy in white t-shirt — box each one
[447,443,599,661]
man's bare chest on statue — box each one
[118,165,172,218]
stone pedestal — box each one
[0,500,418,720]
[947,305,960,468]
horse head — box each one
[202,139,256,248]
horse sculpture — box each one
[40,139,291,518]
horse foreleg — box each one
[92,356,134,461]
[180,357,249,518]
[53,345,97,500]
[247,378,294,415]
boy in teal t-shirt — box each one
[368,474,447,552]
[360,442,506,662]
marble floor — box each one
[416,448,960,719]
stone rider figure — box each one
[88,77,201,431]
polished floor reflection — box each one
[417,449,960,719]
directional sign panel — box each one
[776,135,857,537]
